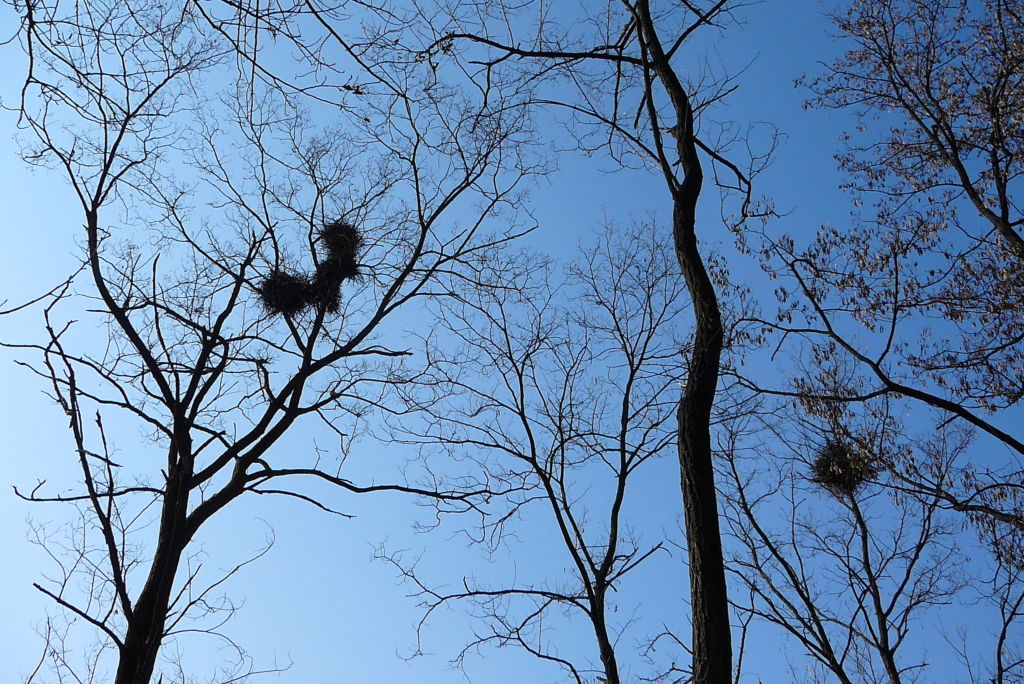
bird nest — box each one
[311,260,346,313]
[257,270,312,317]
[810,440,879,498]
[256,220,363,318]
[319,219,362,274]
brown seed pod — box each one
[257,270,313,317]
[810,440,879,498]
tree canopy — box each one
[1,1,1022,684]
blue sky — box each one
[0,2,931,683]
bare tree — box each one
[5,0,536,681]
[721,394,972,684]
[717,0,1024,681]
[379,221,696,684]
[741,0,1024,530]
[390,3,775,682]
[125,2,779,681]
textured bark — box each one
[673,196,731,684]
[634,3,733,682]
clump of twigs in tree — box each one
[811,440,880,498]
[319,219,362,280]
[257,270,312,317]
[311,260,346,313]
[311,219,362,312]
[256,220,362,318]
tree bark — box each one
[674,194,732,684]
[591,586,622,684]
[633,3,733,682]
[114,461,192,684]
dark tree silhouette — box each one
[401,3,772,681]
[723,1,1024,681]
[7,0,536,680]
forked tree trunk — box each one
[591,586,622,684]
[113,465,192,684]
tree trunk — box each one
[632,1,733,680]
[591,587,622,684]
[114,466,191,684]
[674,195,731,684]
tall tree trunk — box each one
[633,3,733,682]
[674,196,731,684]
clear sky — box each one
[0,2,938,683]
